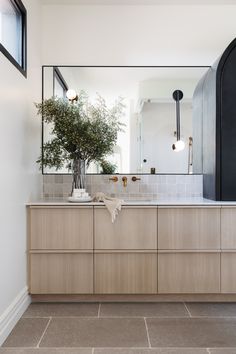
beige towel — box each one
[93,192,124,223]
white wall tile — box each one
[43,174,203,199]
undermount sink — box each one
[123,199,153,203]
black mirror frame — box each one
[41,65,210,175]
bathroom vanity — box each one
[27,200,236,298]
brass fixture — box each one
[122,176,128,187]
[131,176,141,182]
[188,136,193,174]
[109,176,118,182]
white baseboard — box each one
[0,286,31,346]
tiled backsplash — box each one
[43,174,203,199]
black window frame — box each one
[53,67,68,98]
[0,0,27,77]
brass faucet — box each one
[131,176,141,182]
[109,176,118,182]
[122,176,128,187]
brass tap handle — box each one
[122,176,128,187]
[131,176,141,182]
[109,176,118,182]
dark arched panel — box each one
[218,40,236,200]
[193,38,236,200]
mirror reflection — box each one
[43,66,209,174]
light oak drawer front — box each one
[95,207,157,250]
[95,252,157,294]
[221,208,236,249]
[30,253,93,294]
[221,253,236,293]
[158,252,220,293]
[158,208,220,250]
[30,208,93,250]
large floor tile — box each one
[0,349,92,354]
[100,303,188,317]
[40,318,148,347]
[94,349,208,353]
[185,302,236,317]
[146,318,236,347]
[2,318,49,347]
[23,303,99,317]
[209,349,236,354]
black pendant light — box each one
[172,89,185,152]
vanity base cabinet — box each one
[28,206,94,295]
[220,207,236,293]
[94,252,157,294]
[158,252,220,293]
[94,206,158,294]
[158,207,220,250]
[158,207,221,294]
[221,253,236,293]
[94,207,157,250]
[28,204,236,296]
[30,253,93,294]
[221,208,236,249]
[30,207,93,250]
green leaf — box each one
[35,94,126,170]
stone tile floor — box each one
[1,302,236,353]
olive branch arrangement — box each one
[36,91,125,172]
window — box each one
[0,0,27,77]
[53,67,68,98]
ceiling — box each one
[41,0,236,5]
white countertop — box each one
[26,197,236,206]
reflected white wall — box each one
[141,102,192,173]
[43,67,205,174]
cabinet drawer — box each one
[95,207,157,249]
[30,207,93,250]
[221,208,236,249]
[221,252,236,293]
[30,253,93,294]
[158,207,220,250]
[158,252,220,293]
[95,252,157,294]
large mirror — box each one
[42,66,209,174]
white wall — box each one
[41,4,236,66]
[0,0,42,342]
[1,0,236,341]
[40,3,236,174]
[141,102,192,173]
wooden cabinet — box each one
[221,252,236,293]
[28,203,236,296]
[221,207,236,249]
[158,207,220,250]
[30,207,93,250]
[221,207,236,293]
[28,206,94,294]
[29,205,157,295]
[30,252,93,294]
[158,252,220,293]
[158,207,221,294]
[94,206,157,294]
[95,252,157,294]
[94,207,157,250]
